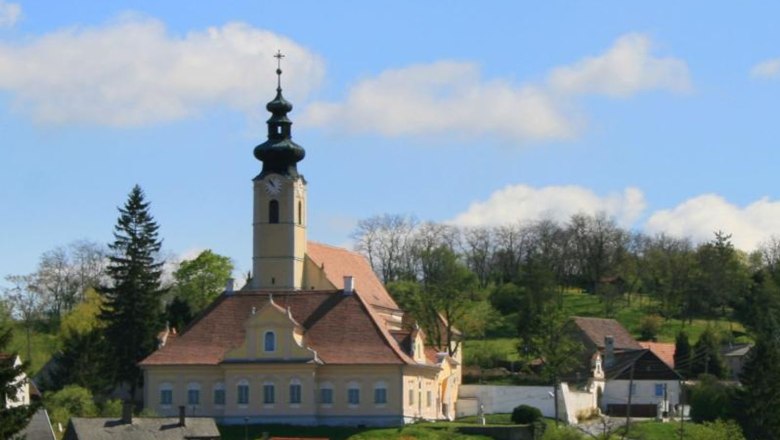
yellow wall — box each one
[252,174,307,290]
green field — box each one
[217,423,494,440]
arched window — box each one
[263,381,275,405]
[159,382,173,407]
[187,382,201,406]
[319,382,334,406]
[297,201,302,225]
[289,378,302,405]
[269,200,279,224]
[347,381,360,407]
[374,381,388,405]
[213,382,225,406]
[264,331,276,352]
[237,379,250,406]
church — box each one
[139,60,462,426]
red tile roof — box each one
[140,290,411,366]
[307,242,399,312]
[639,342,676,368]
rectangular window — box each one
[629,383,637,395]
[187,389,200,405]
[160,389,172,406]
[374,388,387,404]
[320,388,333,405]
[426,390,432,408]
[348,388,360,405]
[655,383,665,397]
[264,384,275,404]
[408,389,414,406]
[237,385,249,405]
[290,384,302,404]
[213,389,225,406]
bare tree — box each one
[3,275,46,362]
[352,214,417,283]
[462,227,494,288]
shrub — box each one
[511,404,543,424]
[638,315,662,341]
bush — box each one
[511,404,543,424]
[638,315,662,341]
[689,374,737,423]
[45,385,98,429]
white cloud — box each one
[301,61,576,142]
[548,33,691,97]
[751,59,780,79]
[302,33,689,142]
[0,16,325,126]
[450,184,646,228]
[645,194,780,251]
[0,1,20,28]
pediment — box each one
[223,296,318,363]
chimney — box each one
[121,402,133,424]
[343,276,355,295]
[179,405,186,427]
[225,278,235,295]
[604,335,615,368]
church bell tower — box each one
[251,51,307,290]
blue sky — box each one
[3,1,780,282]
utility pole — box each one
[623,361,636,440]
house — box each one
[1,353,30,408]
[64,406,220,440]
[721,343,752,380]
[572,317,681,417]
[639,342,676,369]
[139,62,461,426]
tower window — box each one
[298,201,302,225]
[277,126,282,134]
[269,200,279,223]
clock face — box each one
[264,176,282,195]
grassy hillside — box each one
[9,323,60,375]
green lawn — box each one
[217,424,493,440]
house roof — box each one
[140,290,411,366]
[65,417,220,440]
[306,242,400,312]
[722,343,752,357]
[19,408,56,440]
[639,342,676,368]
[572,316,643,351]
[605,349,681,381]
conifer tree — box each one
[674,330,692,378]
[100,185,165,398]
[0,326,39,438]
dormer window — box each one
[264,331,276,352]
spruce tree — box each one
[0,326,39,438]
[100,185,165,399]
[674,330,692,378]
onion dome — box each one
[254,51,305,179]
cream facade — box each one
[140,71,461,426]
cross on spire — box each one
[274,50,285,90]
